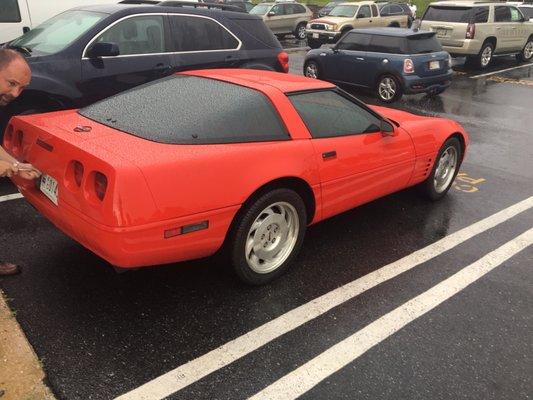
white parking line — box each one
[469,63,533,79]
[115,196,533,400]
[0,193,23,203]
[250,228,533,399]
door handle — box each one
[496,27,501,30]
[322,150,337,159]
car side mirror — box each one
[87,42,120,58]
[267,11,276,17]
[381,120,395,136]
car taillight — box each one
[466,23,475,39]
[277,51,289,73]
[74,161,84,187]
[403,58,415,74]
[94,172,107,201]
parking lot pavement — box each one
[1,57,532,400]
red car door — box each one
[288,89,415,220]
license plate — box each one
[436,28,448,37]
[312,33,319,39]
[40,174,58,205]
[429,60,440,70]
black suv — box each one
[1,1,288,133]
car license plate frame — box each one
[40,174,59,205]
[429,60,440,70]
[312,33,319,39]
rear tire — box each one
[516,37,533,62]
[376,75,402,103]
[229,189,307,285]
[420,137,462,201]
[475,41,494,69]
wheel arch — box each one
[448,132,467,162]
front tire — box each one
[516,37,533,62]
[304,61,320,79]
[376,75,402,103]
[420,137,462,201]
[229,189,307,285]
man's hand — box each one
[13,162,41,180]
[0,160,16,177]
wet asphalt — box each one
[0,45,532,400]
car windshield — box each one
[9,10,106,55]
[250,4,271,15]
[329,5,358,17]
[519,7,533,19]
[422,6,473,23]
[406,34,442,54]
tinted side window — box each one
[80,76,289,144]
[368,35,403,53]
[270,5,284,15]
[229,17,279,48]
[371,4,378,17]
[495,6,511,22]
[0,0,21,23]
[171,16,239,51]
[390,5,404,15]
[95,16,166,55]
[473,7,489,23]
[358,5,371,18]
[407,34,442,53]
[519,7,533,19]
[336,33,370,51]
[289,91,382,138]
[295,4,307,13]
[245,3,255,12]
[510,7,523,22]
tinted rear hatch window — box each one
[423,6,473,22]
[79,75,289,144]
[407,34,442,54]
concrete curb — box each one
[0,290,55,400]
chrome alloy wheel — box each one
[434,146,458,193]
[296,25,306,39]
[378,77,396,101]
[481,45,492,67]
[245,202,300,274]
[524,41,533,60]
[305,63,318,79]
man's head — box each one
[0,49,31,106]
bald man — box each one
[1,49,41,276]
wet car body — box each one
[5,69,468,284]
[304,28,453,102]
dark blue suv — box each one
[1,1,287,133]
[303,28,453,102]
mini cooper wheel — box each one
[304,61,320,79]
[477,42,494,69]
[421,137,462,201]
[517,37,533,62]
[295,23,307,40]
[376,75,402,103]
[230,189,307,285]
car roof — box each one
[350,27,435,37]
[73,2,254,17]
[337,1,376,5]
[181,69,335,93]
[427,1,505,6]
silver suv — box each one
[250,0,313,39]
[420,1,533,68]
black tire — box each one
[303,60,320,79]
[376,74,402,103]
[388,22,400,28]
[294,22,307,40]
[516,36,533,63]
[229,189,307,285]
[420,137,462,201]
[307,38,321,49]
[475,41,494,69]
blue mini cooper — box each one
[303,28,453,102]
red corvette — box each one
[5,69,467,284]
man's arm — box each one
[0,145,17,164]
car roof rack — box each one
[158,0,246,12]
